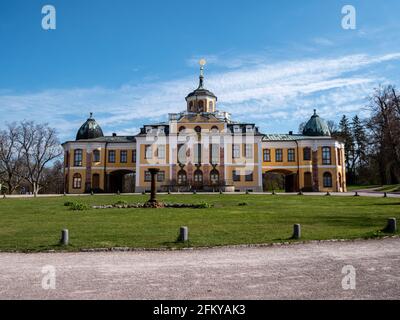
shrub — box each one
[114,200,128,206]
[195,202,213,209]
[238,202,248,206]
[68,202,90,211]
[64,201,74,207]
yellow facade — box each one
[62,65,346,194]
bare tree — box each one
[367,85,400,184]
[0,123,25,194]
[17,121,62,196]
[41,160,64,194]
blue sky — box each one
[1,0,400,140]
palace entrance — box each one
[107,170,135,193]
[263,169,298,192]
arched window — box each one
[194,126,201,133]
[92,173,100,189]
[211,126,219,133]
[74,149,83,166]
[210,169,219,184]
[209,101,213,111]
[323,172,332,188]
[194,170,203,183]
[178,126,186,133]
[198,100,204,112]
[177,170,187,185]
[92,150,100,162]
[189,101,194,111]
[73,173,82,189]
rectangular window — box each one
[120,150,127,163]
[132,149,136,163]
[245,144,253,159]
[74,149,83,167]
[288,149,295,162]
[157,171,165,182]
[108,150,115,163]
[303,147,311,161]
[144,171,151,182]
[92,150,100,162]
[157,145,166,159]
[322,147,331,165]
[233,170,241,182]
[263,149,271,162]
[145,145,152,159]
[210,144,219,164]
[275,149,283,162]
[233,144,240,159]
[245,170,253,182]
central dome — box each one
[302,110,331,136]
[76,113,104,140]
[185,60,217,113]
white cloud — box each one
[0,52,399,139]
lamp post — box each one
[148,168,160,204]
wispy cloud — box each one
[312,37,335,46]
[1,52,399,139]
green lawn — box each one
[347,184,400,192]
[376,184,400,193]
[0,194,399,252]
[346,185,380,191]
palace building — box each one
[62,62,347,194]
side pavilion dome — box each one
[76,113,104,140]
[302,109,331,137]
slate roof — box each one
[262,134,332,141]
[302,110,331,137]
[76,115,104,140]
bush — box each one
[114,200,128,206]
[64,201,74,207]
[195,202,213,209]
[68,202,90,211]
[238,202,248,206]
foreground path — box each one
[0,238,399,299]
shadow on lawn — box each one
[374,202,400,206]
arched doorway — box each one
[263,169,298,192]
[193,169,203,189]
[210,169,219,185]
[303,172,313,192]
[92,173,100,191]
[107,170,135,193]
[177,170,187,185]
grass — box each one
[375,184,400,193]
[346,185,380,191]
[0,194,399,252]
[347,184,400,193]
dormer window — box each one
[246,125,253,133]
[145,127,152,134]
[233,126,241,133]
[159,126,165,134]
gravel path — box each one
[0,238,399,300]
